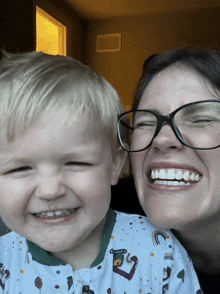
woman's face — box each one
[131,65,220,231]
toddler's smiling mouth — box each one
[148,168,202,186]
[33,208,79,219]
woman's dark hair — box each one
[142,53,159,72]
[134,47,220,110]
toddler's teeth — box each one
[55,210,62,216]
[36,208,76,219]
[46,212,54,217]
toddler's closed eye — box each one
[65,161,91,166]
[5,166,32,174]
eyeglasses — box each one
[118,100,220,152]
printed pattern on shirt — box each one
[0,211,202,293]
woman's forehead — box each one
[138,65,219,110]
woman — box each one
[117,47,220,293]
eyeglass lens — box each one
[118,101,220,151]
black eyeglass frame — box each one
[118,99,220,152]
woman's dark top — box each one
[195,270,220,293]
[111,176,220,293]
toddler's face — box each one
[0,110,120,252]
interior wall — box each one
[0,0,87,62]
[86,7,220,108]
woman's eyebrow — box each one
[138,108,161,115]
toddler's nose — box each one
[35,174,66,200]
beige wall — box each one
[86,7,220,108]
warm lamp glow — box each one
[36,7,66,56]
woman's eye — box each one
[5,166,32,174]
[191,117,216,123]
[134,121,156,129]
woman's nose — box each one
[35,174,66,200]
[151,123,183,152]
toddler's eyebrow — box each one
[0,149,102,164]
[0,156,32,165]
[62,150,103,161]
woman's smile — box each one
[148,168,201,185]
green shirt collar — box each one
[26,209,116,267]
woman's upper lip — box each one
[148,162,198,169]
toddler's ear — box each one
[111,147,127,186]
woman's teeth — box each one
[35,208,76,219]
[150,169,201,186]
